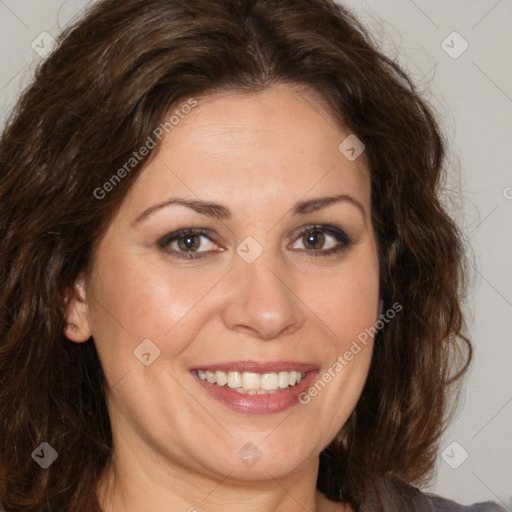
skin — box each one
[64,83,380,512]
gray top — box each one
[358,479,508,511]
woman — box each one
[0,0,506,511]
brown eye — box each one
[289,224,352,256]
[177,234,202,252]
[158,228,220,259]
[302,230,326,250]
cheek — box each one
[305,249,380,344]
[89,251,197,336]
[301,252,379,425]
[87,248,226,378]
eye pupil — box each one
[304,231,325,250]
[179,235,200,252]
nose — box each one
[221,250,305,340]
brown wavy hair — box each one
[0,0,471,510]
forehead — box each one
[122,84,371,220]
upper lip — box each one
[191,360,318,373]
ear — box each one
[63,276,92,343]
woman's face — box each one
[67,84,380,483]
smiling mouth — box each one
[196,369,307,395]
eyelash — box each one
[157,224,353,260]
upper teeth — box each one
[197,370,306,392]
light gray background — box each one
[0,0,510,508]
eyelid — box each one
[157,228,221,251]
[290,224,352,245]
[288,224,352,255]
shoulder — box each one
[359,478,508,512]
[424,491,507,512]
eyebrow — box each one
[131,193,366,226]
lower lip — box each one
[191,370,319,414]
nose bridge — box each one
[221,240,304,339]
[242,253,283,304]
